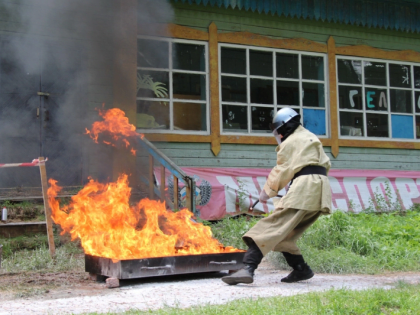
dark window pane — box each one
[251,106,274,133]
[250,79,273,104]
[339,85,362,110]
[250,50,272,77]
[364,61,386,86]
[302,82,325,107]
[365,87,388,112]
[137,70,169,98]
[276,53,298,79]
[302,55,324,80]
[390,89,412,113]
[277,80,299,105]
[222,105,248,132]
[221,76,247,103]
[415,66,420,88]
[221,47,246,75]
[389,64,411,88]
[172,43,205,72]
[174,102,206,131]
[173,73,206,101]
[367,113,388,137]
[138,39,169,69]
[340,111,364,136]
[415,91,420,113]
[337,59,362,84]
[416,116,420,139]
[136,100,169,129]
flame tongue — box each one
[85,108,143,155]
[48,175,240,260]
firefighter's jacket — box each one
[263,125,332,213]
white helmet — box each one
[271,107,300,145]
[271,107,300,132]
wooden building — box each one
[1,0,420,213]
[138,0,420,172]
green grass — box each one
[84,283,420,315]
[0,235,84,273]
[211,208,420,274]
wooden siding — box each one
[143,143,420,171]
[171,2,420,51]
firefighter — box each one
[222,107,332,285]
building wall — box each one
[149,142,420,171]
[137,2,420,171]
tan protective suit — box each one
[243,125,332,256]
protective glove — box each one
[259,189,270,203]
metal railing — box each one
[136,137,196,215]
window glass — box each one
[277,81,299,105]
[302,82,325,107]
[364,87,388,112]
[415,91,420,113]
[414,66,420,88]
[174,102,206,131]
[173,73,206,101]
[339,86,362,110]
[337,59,362,84]
[251,106,273,133]
[416,116,420,139]
[250,79,273,104]
[366,113,388,137]
[137,70,169,99]
[137,39,169,69]
[137,38,208,133]
[303,109,326,135]
[390,89,412,114]
[250,50,272,77]
[302,56,324,81]
[364,61,386,86]
[172,43,205,72]
[220,45,327,136]
[340,111,364,136]
[276,53,298,79]
[221,76,247,103]
[391,115,414,139]
[136,100,169,130]
[221,47,246,75]
[389,64,411,88]
[222,105,248,132]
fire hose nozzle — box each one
[249,195,283,211]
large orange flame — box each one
[48,174,241,260]
[85,107,143,155]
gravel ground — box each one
[2,261,420,315]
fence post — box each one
[38,156,56,258]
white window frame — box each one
[218,43,329,138]
[337,55,420,141]
[137,36,210,135]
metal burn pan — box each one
[85,252,245,279]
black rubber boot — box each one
[221,265,255,285]
[281,252,314,283]
[281,262,314,283]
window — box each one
[220,44,328,136]
[337,57,420,140]
[137,37,209,133]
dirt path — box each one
[1,261,420,315]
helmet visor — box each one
[273,128,282,145]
